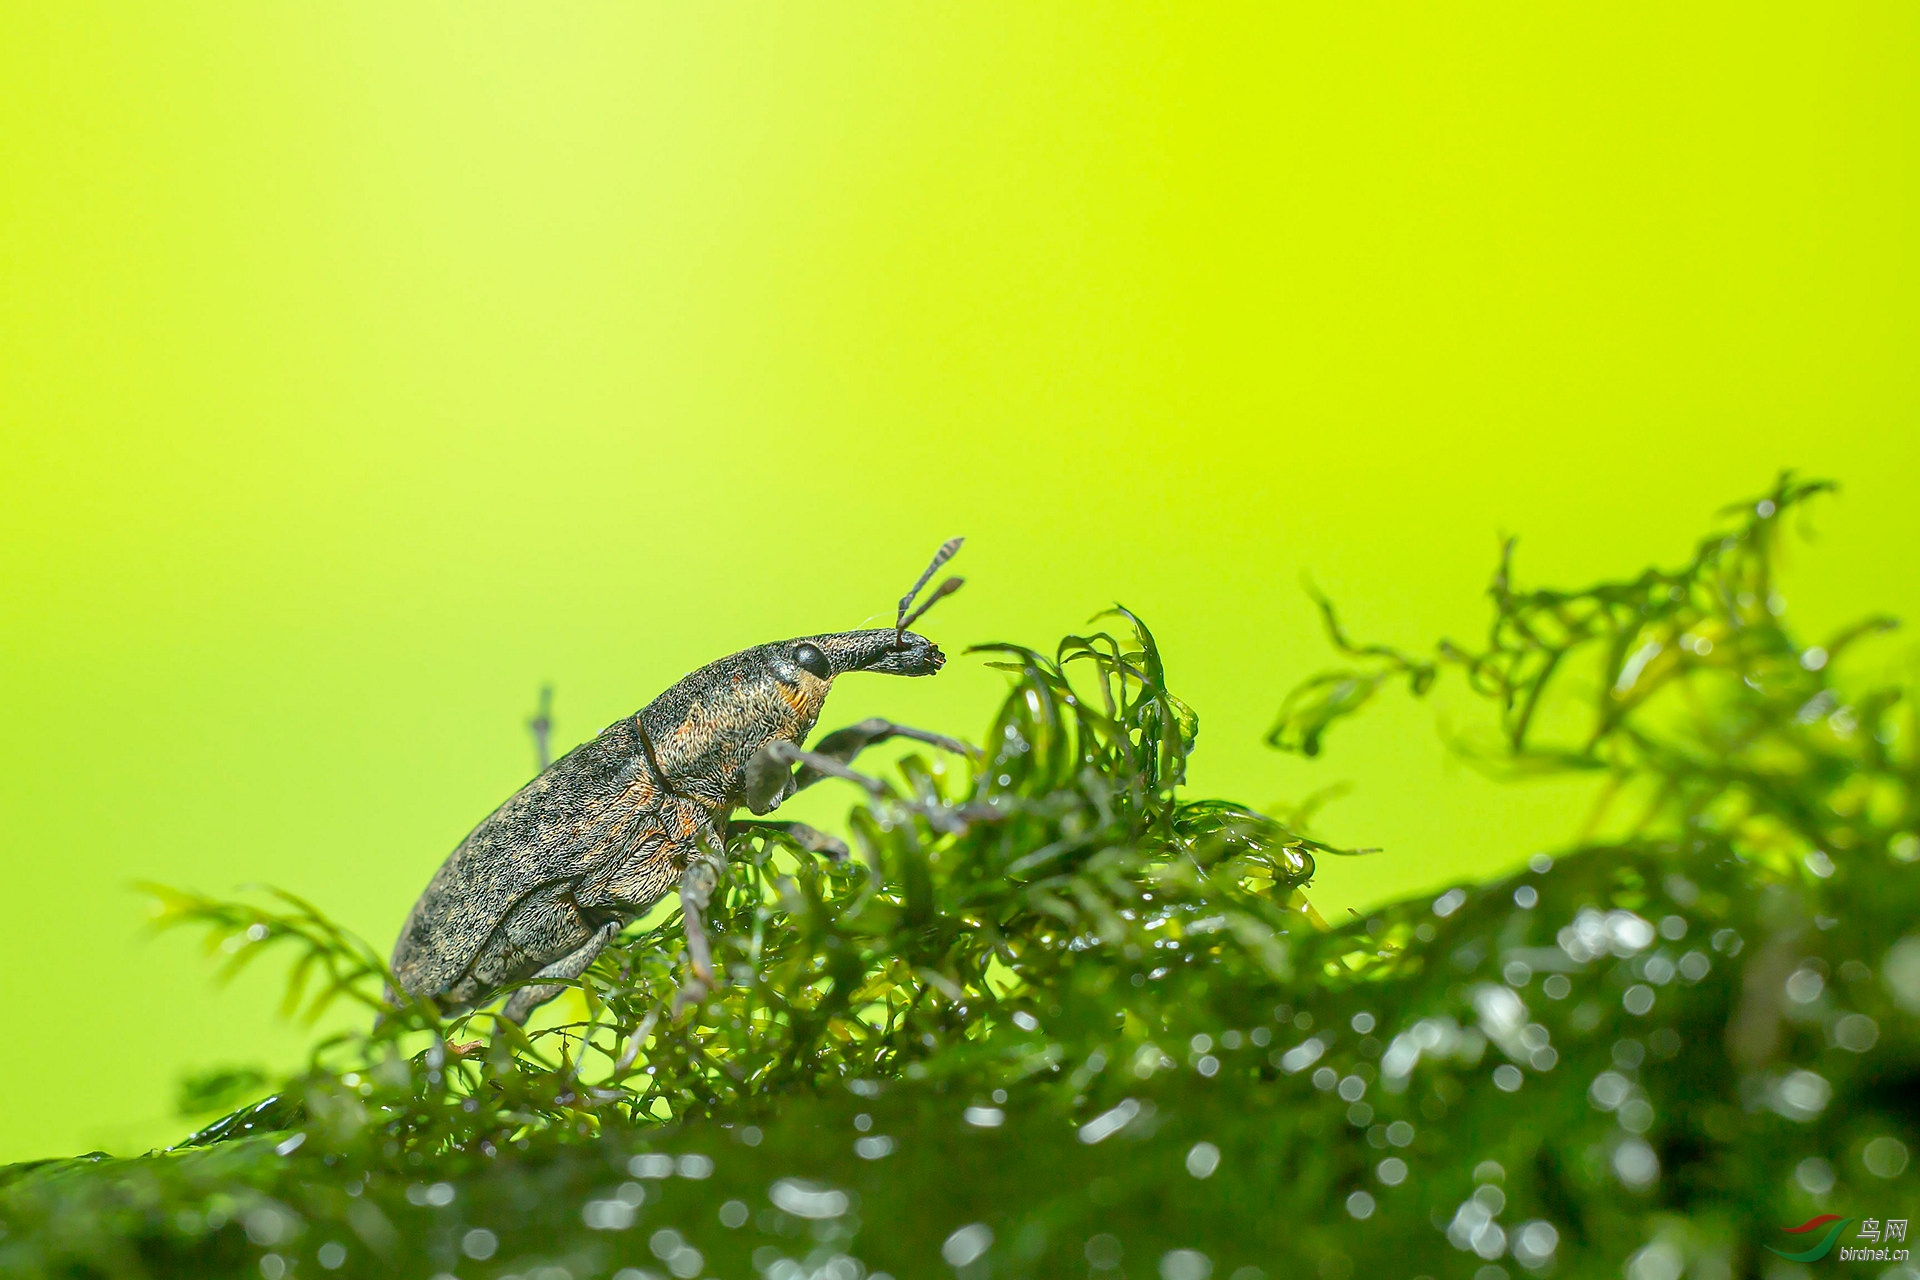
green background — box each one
[2,4,1915,1163]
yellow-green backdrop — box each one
[2,5,1915,1163]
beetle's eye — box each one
[793,643,831,679]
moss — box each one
[3,475,1915,1279]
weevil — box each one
[390,540,969,1024]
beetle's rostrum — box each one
[390,544,968,1024]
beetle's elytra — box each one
[390,541,969,1023]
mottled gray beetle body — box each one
[391,627,949,1022]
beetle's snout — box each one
[811,628,946,678]
[861,631,944,677]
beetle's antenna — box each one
[527,684,555,771]
[896,537,965,645]
[901,576,963,633]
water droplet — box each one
[1833,1013,1881,1053]
[1085,1234,1124,1268]
[948,1220,998,1274]
[1161,1249,1212,1280]
[1883,937,1920,1013]
[1785,967,1825,1004]
[1078,1098,1143,1144]
[1512,1221,1559,1268]
[1589,1072,1631,1111]
[769,1179,850,1219]
[1767,1070,1831,1122]
[628,1153,674,1179]
[1281,1038,1326,1076]
[1795,1156,1835,1195]
[1625,1241,1682,1280]
[1863,1135,1910,1178]
[1612,1138,1660,1190]
[582,1198,636,1231]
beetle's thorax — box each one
[637,642,832,808]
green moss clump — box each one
[2,475,1915,1280]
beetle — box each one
[389,540,969,1024]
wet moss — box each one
[2,475,1915,1279]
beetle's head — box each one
[757,538,962,700]
[790,537,964,681]
[799,628,947,679]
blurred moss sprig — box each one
[1269,473,1912,867]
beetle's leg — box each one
[729,818,850,863]
[498,918,622,1025]
[759,740,888,797]
[673,844,727,1012]
[747,720,975,814]
[793,718,978,793]
[743,740,799,814]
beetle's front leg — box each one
[794,718,978,793]
[729,818,850,862]
[744,720,975,815]
[673,842,727,1012]
[743,741,800,814]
